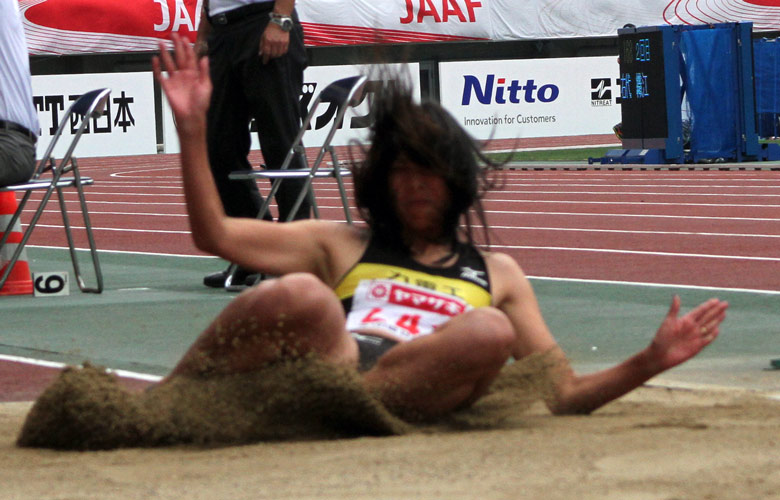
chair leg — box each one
[307,187,320,219]
[58,179,103,293]
[328,148,352,224]
[75,182,103,293]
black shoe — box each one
[225,269,263,292]
[203,269,230,288]
[203,266,259,289]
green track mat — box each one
[1,248,778,390]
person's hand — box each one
[152,33,212,134]
[259,22,290,64]
[648,296,728,371]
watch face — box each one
[270,15,293,31]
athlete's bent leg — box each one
[166,273,358,379]
[361,307,515,420]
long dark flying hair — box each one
[352,77,500,254]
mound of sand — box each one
[16,351,559,450]
[17,359,404,449]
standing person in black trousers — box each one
[195,0,310,289]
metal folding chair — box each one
[0,88,111,294]
[229,75,368,224]
[223,75,368,289]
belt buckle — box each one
[213,13,228,25]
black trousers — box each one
[206,5,311,221]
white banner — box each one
[20,0,780,55]
[162,63,421,154]
[439,57,622,140]
[31,72,157,158]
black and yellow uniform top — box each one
[334,239,492,342]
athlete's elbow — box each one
[191,230,223,256]
[544,384,598,415]
[546,398,595,415]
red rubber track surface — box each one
[16,151,779,292]
[0,360,153,402]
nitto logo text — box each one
[461,75,560,105]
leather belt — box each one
[209,2,274,26]
[0,119,37,143]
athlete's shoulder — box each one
[301,219,366,242]
[482,250,523,273]
[483,250,528,287]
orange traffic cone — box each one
[0,191,33,296]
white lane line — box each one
[526,275,780,295]
[69,200,185,206]
[22,192,184,198]
[489,226,780,238]
[500,183,780,188]
[495,190,780,197]
[485,199,780,208]
[495,245,780,261]
[22,218,779,240]
[23,210,189,217]
[0,354,163,382]
[21,206,780,221]
[490,210,780,222]
[28,245,217,259]
[27,224,191,233]
[46,191,183,196]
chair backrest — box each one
[299,76,368,151]
[35,88,111,178]
[318,75,368,108]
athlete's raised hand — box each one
[152,33,212,134]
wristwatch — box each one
[269,12,294,32]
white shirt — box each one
[0,0,39,134]
[208,0,274,16]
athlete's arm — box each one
[152,34,350,281]
[487,252,728,414]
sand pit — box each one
[14,353,555,449]
[2,358,779,499]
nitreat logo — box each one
[591,78,613,107]
[461,75,560,105]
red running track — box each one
[14,153,780,292]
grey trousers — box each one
[0,130,35,186]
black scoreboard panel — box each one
[618,29,669,142]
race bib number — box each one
[345,279,469,341]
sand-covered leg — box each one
[167,273,358,378]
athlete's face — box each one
[389,158,451,239]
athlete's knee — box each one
[465,307,515,344]
[273,273,338,316]
[250,272,346,344]
[244,272,331,312]
[455,307,515,364]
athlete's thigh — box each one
[169,273,358,377]
[362,307,515,419]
